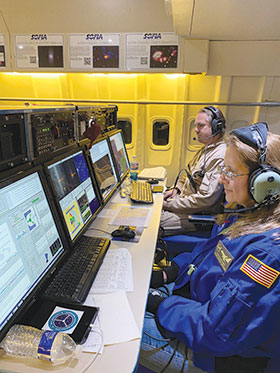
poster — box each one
[15,34,64,68]
[126,32,178,70]
[0,34,6,67]
[69,33,120,69]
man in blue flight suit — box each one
[138,122,280,373]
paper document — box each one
[138,167,167,180]
[90,292,141,345]
[110,205,153,227]
[90,248,133,293]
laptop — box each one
[0,166,98,344]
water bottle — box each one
[130,155,139,181]
[0,324,79,365]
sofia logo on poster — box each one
[48,310,79,332]
[31,34,48,41]
[143,33,161,40]
[86,33,103,40]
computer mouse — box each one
[146,178,159,184]
[111,227,136,239]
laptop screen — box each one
[0,169,64,341]
[46,149,101,242]
[89,137,119,202]
[108,131,130,181]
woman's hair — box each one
[217,130,280,238]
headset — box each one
[204,106,226,136]
[232,122,280,205]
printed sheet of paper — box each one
[85,291,140,345]
[109,205,152,227]
[90,248,133,293]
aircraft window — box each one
[153,121,169,146]
[117,120,132,144]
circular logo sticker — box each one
[48,310,79,332]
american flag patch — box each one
[240,255,279,288]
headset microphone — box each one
[193,133,216,141]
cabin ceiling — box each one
[171,0,280,40]
[0,0,279,41]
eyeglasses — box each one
[217,165,249,181]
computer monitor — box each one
[45,148,102,244]
[88,137,119,203]
[0,167,65,342]
[107,130,130,182]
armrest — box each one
[188,214,216,224]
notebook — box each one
[137,167,167,181]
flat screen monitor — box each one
[45,149,102,243]
[0,168,65,341]
[108,130,130,181]
[89,137,119,202]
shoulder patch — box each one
[240,255,280,288]
[214,240,233,271]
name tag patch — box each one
[214,240,233,271]
[240,255,279,288]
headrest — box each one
[231,122,268,163]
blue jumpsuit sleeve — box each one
[156,246,280,357]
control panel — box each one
[0,112,28,171]
[76,105,118,140]
[27,108,76,159]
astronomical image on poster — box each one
[0,46,5,67]
[92,46,119,68]
[38,45,64,68]
[150,45,178,68]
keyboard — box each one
[43,236,110,304]
[130,181,153,204]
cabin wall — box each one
[1,72,280,185]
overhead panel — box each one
[169,0,194,36]
[191,0,280,40]
[182,39,208,73]
[208,41,280,76]
[0,0,173,34]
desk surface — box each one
[0,186,164,373]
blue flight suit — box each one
[156,216,280,372]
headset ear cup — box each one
[249,167,280,203]
[204,106,224,135]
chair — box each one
[163,215,215,259]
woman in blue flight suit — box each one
[138,122,280,373]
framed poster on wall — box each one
[126,32,179,71]
[15,34,64,69]
[69,33,120,70]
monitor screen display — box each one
[89,138,119,201]
[0,170,64,340]
[108,131,130,180]
[47,150,101,241]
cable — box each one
[87,227,112,235]
[159,340,180,373]
[180,345,188,373]
[161,285,171,297]
[143,331,173,342]
[79,316,104,373]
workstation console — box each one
[0,105,164,372]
